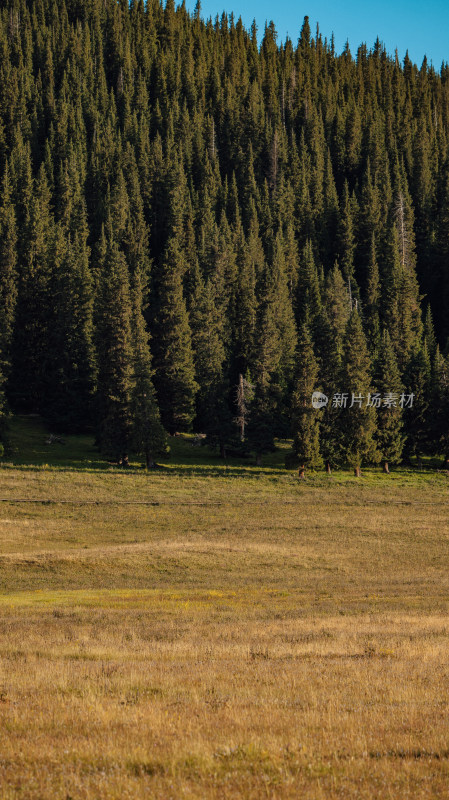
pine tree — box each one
[337,180,356,281]
[296,239,321,326]
[267,231,297,390]
[45,229,96,431]
[324,262,351,343]
[402,342,431,461]
[0,361,5,456]
[233,219,258,376]
[374,330,404,472]
[437,354,449,469]
[394,190,423,360]
[95,237,134,465]
[314,310,344,472]
[291,323,323,477]
[429,346,449,468]
[190,272,233,456]
[130,271,167,468]
[246,258,290,463]
[0,164,17,381]
[320,148,339,267]
[249,235,297,440]
[153,237,198,433]
[434,172,449,344]
[423,304,437,360]
[245,380,276,466]
[365,233,381,355]
[340,309,378,475]
[10,165,54,412]
[382,222,422,370]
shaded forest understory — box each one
[0,0,448,471]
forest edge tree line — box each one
[0,0,448,472]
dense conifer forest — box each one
[0,0,448,470]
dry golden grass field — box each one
[1,418,449,798]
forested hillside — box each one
[0,0,448,469]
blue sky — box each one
[186,0,449,68]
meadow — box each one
[0,417,449,798]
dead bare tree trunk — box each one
[235,374,254,442]
[238,374,245,441]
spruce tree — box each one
[402,342,431,462]
[95,237,134,465]
[291,323,323,478]
[365,233,381,355]
[233,219,258,376]
[250,234,297,440]
[374,330,404,472]
[423,305,437,360]
[45,229,96,431]
[11,165,54,411]
[0,164,17,381]
[438,354,449,469]
[324,262,351,343]
[296,239,321,326]
[434,172,449,344]
[337,181,356,281]
[429,347,449,468]
[267,231,297,390]
[314,310,344,472]
[130,271,167,468]
[245,382,276,466]
[190,272,233,455]
[152,237,198,433]
[340,309,378,475]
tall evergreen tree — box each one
[340,309,378,475]
[130,271,167,468]
[45,229,96,431]
[190,271,233,455]
[152,237,198,433]
[402,341,431,461]
[291,323,323,477]
[365,233,381,355]
[296,239,321,326]
[324,262,351,343]
[245,386,277,466]
[374,329,404,472]
[337,180,355,281]
[0,164,17,381]
[429,346,449,468]
[95,237,134,465]
[314,310,345,472]
[10,166,55,411]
